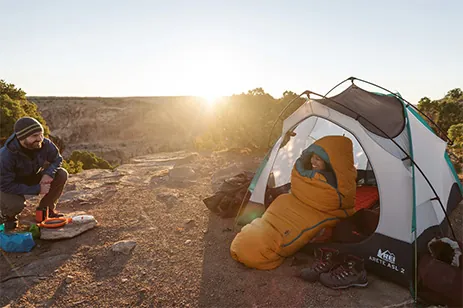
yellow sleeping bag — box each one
[230,135,357,270]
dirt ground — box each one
[0,150,460,308]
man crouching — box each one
[0,117,68,231]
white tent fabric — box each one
[248,98,460,244]
[406,107,453,237]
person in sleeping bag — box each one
[306,151,336,187]
[230,135,357,270]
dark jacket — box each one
[0,134,63,195]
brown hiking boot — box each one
[299,248,341,282]
[48,209,64,218]
[319,254,368,289]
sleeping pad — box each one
[230,135,357,269]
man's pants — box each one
[0,168,68,220]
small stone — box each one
[112,240,137,255]
[185,240,192,245]
[65,275,74,283]
[97,282,103,286]
[184,219,194,225]
[39,277,47,280]
[121,278,128,282]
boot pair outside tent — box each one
[300,247,368,290]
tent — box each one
[240,77,463,291]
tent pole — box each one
[323,76,354,97]
[267,91,311,148]
[404,105,419,305]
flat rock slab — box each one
[169,166,196,180]
[40,216,98,240]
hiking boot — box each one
[4,220,19,231]
[1,214,19,231]
[48,209,64,218]
[319,254,368,289]
[299,248,341,282]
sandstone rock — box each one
[112,240,137,255]
[156,192,179,207]
[168,167,196,181]
[211,164,242,185]
[40,215,98,240]
[157,191,179,201]
[174,153,199,166]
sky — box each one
[1,0,462,104]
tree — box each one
[0,79,50,143]
[247,88,268,96]
[417,88,463,175]
[417,97,438,122]
[193,88,306,151]
[438,100,463,134]
[0,94,26,142]
[446,88,463,100]
[417,88,463,141]
[448,123,463,148]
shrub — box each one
[68,150,114,170]
[62,159,84,174]
[0,80,50,142]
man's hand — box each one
[40,174,53,184]
[40,183,51,195]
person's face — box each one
[310,154,326,170]
[20,132,44,149]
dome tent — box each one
[238,77,462,293]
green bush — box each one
[62,159,84,174]
[68,150,114,170]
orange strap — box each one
[38,217,72,229]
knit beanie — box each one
[14,117,44,140]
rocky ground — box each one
[0,150,460,308]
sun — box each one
[175,47,241,104]
[202,94,221,106]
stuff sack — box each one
[0,231,35,253]
[418,253,463,307]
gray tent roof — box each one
[314,84,405,138]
